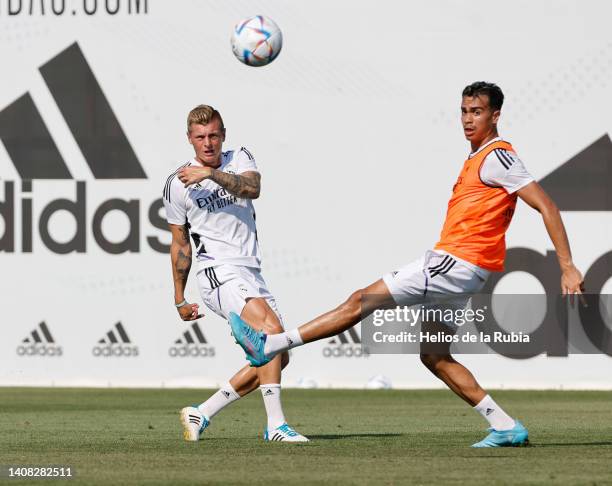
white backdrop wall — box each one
[0,0,611,389]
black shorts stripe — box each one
[430,258,457,278]
[203,268,221,290]
[427,255,450,273]
[210,267,221,287]
[438,259,457,276]
[204,268,215,289]
[430,259,455,278]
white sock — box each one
[474,394,516,431]
[197,382,240,419]
[264,329,303,357]
[260,384,285,430]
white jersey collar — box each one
[468,136,503,159]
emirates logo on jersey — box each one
[195,187,239,214]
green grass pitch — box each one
[2,388,611,485]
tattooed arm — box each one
[177,166,261,199]
[210,170,260,199]
[169,223,200,321]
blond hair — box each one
[187,105,225,132]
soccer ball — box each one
[230,15,283,67]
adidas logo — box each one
[92,322,138,357]
[168,322,215,358]
[221,390,231,399]
[16,322,62,357]
[1,42,145,180]
[286,336,294,346]
[263,389,274,396]
[323,328,369,359]
[485,408,494,416]
[0,42,169,256]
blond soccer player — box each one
[164,105,307,442]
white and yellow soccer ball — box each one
[230,15,283,67]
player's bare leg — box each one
[298,279,396,342]
[228,279,396,366]
[183,324,289,442]
[419,321,528,446]
[185,295,287,441]
[228,353,289,396]
[419,321,486,406]
[240,297,284,381]
[236,297,308,441]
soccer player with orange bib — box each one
[229,82,584,447]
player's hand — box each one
[178,166,212,187]
[177,302,203,321]
[561,264,585,306]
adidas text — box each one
[92,344,139,357]
[17,343,63,357]
[322,345,369,358]
[0,181,169,254]
[168,344,215,358]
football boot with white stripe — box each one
[180,406,210,441]
[264,423,309,443]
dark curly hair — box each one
[462,82,504,111]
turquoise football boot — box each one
[228,312,270,367]
[471,420,529,447]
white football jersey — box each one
[163,147,261,270]
[470,137,535,194]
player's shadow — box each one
[307,433,403,440]
[535,441,612,447]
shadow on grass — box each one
[534,441,612,447]
[307,433,403,440]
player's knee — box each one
[280,352,290,369]
[420,353,442,372]
[261,316,284,335]
[420,353,453,374]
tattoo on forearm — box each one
[176,248,191,284]
[179,226,190,244]
[210,170,260,198]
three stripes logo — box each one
[323,327,369,358]
[427,255,456,278]
[168,322,215,358]
[0,42,170,255]
[16,322,62,357]
[92,322,139,357]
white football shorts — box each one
[382,250,488,328]
[197,264,284,327]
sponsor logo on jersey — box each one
[194,186,239,214]
[16,322,62,357]
[322,328,369,358]
[92,322,138,357]
[0,42,168,255]
[168,322,215,358]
